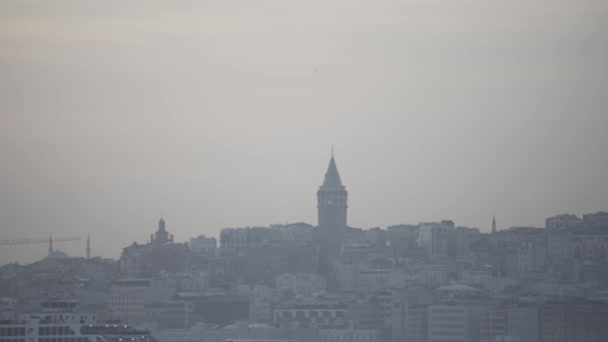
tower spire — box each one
[492,215,497,234]
[322,152,343,187]
[48,233,53,256]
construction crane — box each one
[0,236,80,246]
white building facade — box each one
[276,273,326,297]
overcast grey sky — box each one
[1,0,607,264]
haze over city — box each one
[1,0,607,265]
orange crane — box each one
[0,236,80,246]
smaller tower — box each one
[491,215,497,234]
[48,234,53,256]
[86,234,91,259]
[152,217,170,245]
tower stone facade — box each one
[317,153,348,287]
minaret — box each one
[491,215,497,234]
[48,233,53,256]
[317,150,348,287]
[86,234,91,259]
[159,217,166,232]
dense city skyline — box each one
[2,191,607,341]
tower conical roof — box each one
[322,156,343,187]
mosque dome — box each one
[47,250,69,259]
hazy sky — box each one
[1,0,607,264]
